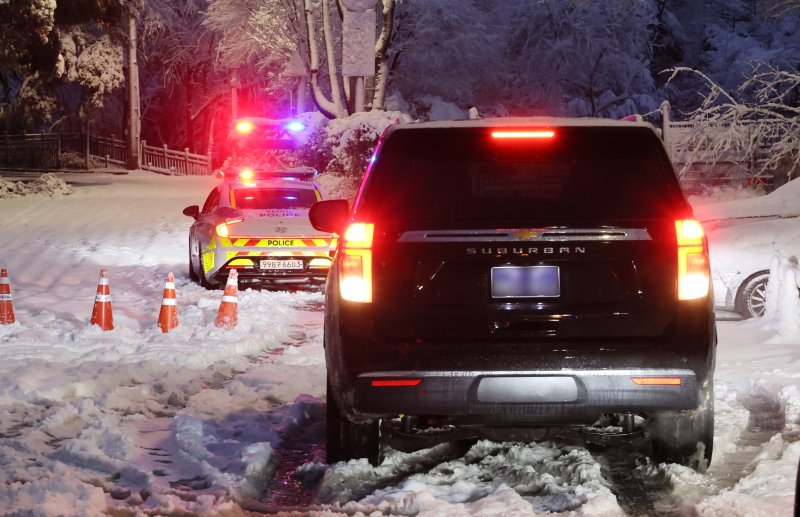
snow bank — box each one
[694,177,800,221]
[0,173,73,199]
[764,256,800,341]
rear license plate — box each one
[491,266,560,298]
[260,259,304,270]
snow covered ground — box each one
[0,171,798,516]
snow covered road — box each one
[0,172,797,516]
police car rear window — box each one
[232,188,317,210]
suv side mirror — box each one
[183,205,200,219]
[310,199,349,234]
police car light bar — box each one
[284,120,305,133]
[221,167,318,182]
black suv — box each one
[310,118,716,470]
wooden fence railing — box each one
[0,132,212,175]
[140,140,211,176]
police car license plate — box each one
[491,266,560,298]
[260,259,303,270]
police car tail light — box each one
[215,219,243,238]
[675,219,710,300]
[340,223,374,303]
[309,257,332,268]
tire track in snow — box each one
[260,298,327,508]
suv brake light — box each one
[340,223,374,303]
[491,130,555,139]
[675,219,710,300]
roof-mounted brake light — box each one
[491,130,555,139]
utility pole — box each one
[231,68,238,120]
[341,0,377,113]
[126,6,141,170]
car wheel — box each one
[188,240,199,282]
[649,383,714,472]
[326,378,382,466]
[199,266,217,290]
[736,272,770,319]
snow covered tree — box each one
[56,27,124,109]
[0,0,130,132]
[502,0,658,117]
[139,0,224,152]
[386,0,659,119]
[0,0,58,129]
[204,0,397,119]
[665,63,799,185]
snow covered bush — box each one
[286,111,334,174]
[323,110,411,178]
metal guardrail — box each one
[0,132,212,175]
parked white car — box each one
[694,179,800,318]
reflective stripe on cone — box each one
[90,269,113,330]
[158,272,179,333]
[0,268,15,325]
[215,269,238,330]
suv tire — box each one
[650,385,714,471]
[326,379,382,465]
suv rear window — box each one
[232,188,317,210]
[356,126,686,222]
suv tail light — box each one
[675,219,710,300]
[340,223,374,303]
[215,219,243,237]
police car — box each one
[182,166,335,288]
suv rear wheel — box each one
[649,384,714,471]
[326,379,382,465]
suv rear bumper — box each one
[352,368,699,423]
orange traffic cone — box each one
[0,268,15,325]
[215,269,238,330]
[90,269,114,331]
[158,272,178,333]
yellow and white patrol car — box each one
[182,167,335,288]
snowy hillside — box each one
[0,172,798,516]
